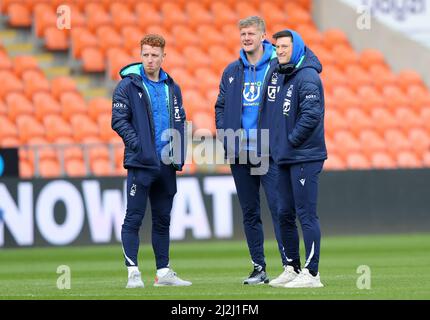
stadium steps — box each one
[1,21,109,100]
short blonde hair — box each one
[238,16,266,33]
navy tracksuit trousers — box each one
[277,161,324,274]
[230,156,288,269]
[121,164,177,269]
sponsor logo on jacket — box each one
[173,95,181,122]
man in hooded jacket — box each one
[259,29,327,288]
[215,16,289,285]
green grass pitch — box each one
[1,233,429,300]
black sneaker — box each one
[243,266,269,285]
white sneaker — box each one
[284,268,324,288]
[154,269,192,287]
[126,270,144,288]
[269,266,299,287]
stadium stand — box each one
[0,0,430,177]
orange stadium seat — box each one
[384,129,411,157]
[333,130,362,158]
[88,97,111,122]
[322,29,350,50]
[98,114,117,143]
[114,147,124,167]
[356,85,386,111]
[0,51,13,70]
[26,137,49,149]
[121,26,143,55]
[423,151,430,167]
[331,86,360,113]
[397,69,426,92]
[395,107,422,135]
[63,145,84,162]
[182,89,209,118]
[182,46,211,73]
[206,88,220,110]
[109,3,137,31]
[320,65,346,95]
[371,107,397,136]
[221,23,241,51]
[5,92,34,121]
[163,48,186,71]
[13,56,40,77]
[70,114,99,142]
[39,159,62,178]
[35,9,57,39]
[43,114,73,142]
[369,65,398,91]
[211,1,237,29]
[44,27,69,51]
[0,115,18,142]
[208,45,236,75]
[60,91,87,120]
[371,151,397,169]
[359,129,387,156]
[53,136,74,145]
[16,115,45,144]
[168,68,196,91]
[259,2,286,26]
[407,85,430,112]
[71,27,98,59]
[397,151,422,168]
[160,2,187,29]
[344,108,373,136]
[284,3,312,26]
[22,70,51,98]
[64,4,86,28]
[51,76,77,100]
[20,159,34,178]
[408,128,430,156]
[85,3,111,32]
[382,85,410,110]
[345,65,373,91]
[96,25,123,54]
[88,145,110,164]
[107,47,132,80]
[307,43,336,67]
[0,99,7,117]
[172,25,199,47]
[81,47,106,73]
[197,25,224,49]
[194,67,220,94]
[359,49,387,69]
[91,158,113,176]
[346,152,371,170]
[65,159,87,177]
[420,107,430,135]
[296,25,323,47]
[7,3,32,27]
[332,44,359,70]
[186,2,214,28]
[1,137,20,148]
[324,109,348,137]
[135,3,162,30]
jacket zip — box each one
[131,78,159,161]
